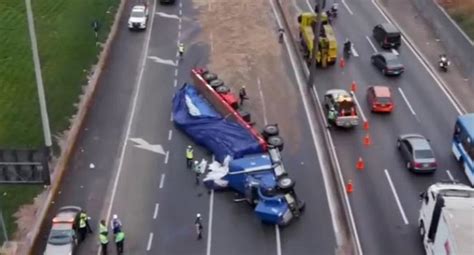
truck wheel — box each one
[216,85,230,94]
[203,72,218,83]
[277,176,295,192]
[267,135,284,151]
[209,79,224,89]
[262,124,279,139]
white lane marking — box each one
[351,44,359,57]
[164,150,169,165]
[153,203,160,219]
[155,12,180,20]
[179,9,182,16]
[179,1,183,8]
[257,77,268,125]
[148,56,177,66]
[159,173,166,189]
[305,0,314,13]
[173,79,178,87]
[210,32,214,54]
[446,169,454,182]
[366,36,377,52]
[206,190,214,255]
[168,129,173,141]
[174,69,179,77]
[398,87,417,116]
[178,22,182,31]
[391,48,399,56]
[342,0,354,15]
[269,0,362,252]
[384,169,409,225]
[350,91,367,122]
[275,225,282,255]
[371,0,464,114]
[146,232,154,251]
[104,1,156,252]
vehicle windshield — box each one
[47,229,74,245]
[415,149,433,159]
[386,34,400,42]
[376,97,391,104]
[131,10,145,18]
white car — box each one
[128,5,148,30]
[44,206,81,255]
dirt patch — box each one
[438,0,474,40]
[191,0,303,148]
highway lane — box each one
[292,0,470,254]
[32,0,148,253]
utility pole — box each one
[307,0,324,88]
[25,0,53,154]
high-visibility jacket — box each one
[115,231,125,243]
[99,233,108,244]
[79,213,87,228]
[179,45,185,53]
[186,148,193,159]
[99,223,108,235]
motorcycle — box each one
[344,41,352,59]
[438,55,450,72]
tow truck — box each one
[172,68,305,226]
[297,12,338,67]
[323,89,359,128]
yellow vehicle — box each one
[297,12,338,67]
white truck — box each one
[418,183,474,255]
[128,5,149,30]
[323,89,359,128]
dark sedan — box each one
[397,134,437,173]
[371,52,405,76]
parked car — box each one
[372,23,401,49]
[366,85,394,113]
[397,134,437,173]
[44,206,82,255]
[371,52,404,76]
[128,5,149,30]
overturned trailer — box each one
[172,69,305,225]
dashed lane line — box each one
[146,232,154,251]
[384,169,409,225]
[153,203,160,219]
[159,173,166,189]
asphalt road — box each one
[292,0,470,254]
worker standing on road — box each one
[195,213,203,240]
[239,86,249,106]
[194,160,201,185]
[186,145,194,169]
[78,210,92,242]
[178,43,185,59]
[115,229,125,254]
[99,220,109,255]
[110,214,122,234]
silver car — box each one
[44,206,81,255]
[397,134,437,173]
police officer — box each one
[178,43,185,58]
[186,145,194,168]
[239,86,248,106]
[327,107,337,128]
[110,214,122,234]
[194,160,201,185]
[78,210,90,242]
[195,213,203,240]
[115,229,125,254]
[99,220,108,255]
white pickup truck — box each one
[323,89,359,128]
[128,5,149,30]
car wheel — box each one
[267,135,284,151]
[203,72,218,83]
[277,176,295,192]
[262,124,279,139]
[215,85,230,94]
[209,79,224,89]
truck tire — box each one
[238,110,251,123]
[203,72,218,83]
[262,124,279,139]
[267,135,284,151]
[216,85,230,94]
[277,176,295,192]
[209,79,224,89]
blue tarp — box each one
[172,84,264,162]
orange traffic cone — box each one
[363,133,372,146]
[346,180,353,193]
[356,157,365,170]
[363,120,369,130]
[351,81,357,92]
[339,57,345,68]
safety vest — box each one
[99,233,108,244]
[186,148,193,159]
[179,45,184,52]
[79,213,87,228]
[115,231,125,243]
[99,223,107,234]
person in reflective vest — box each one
[78,210,92,242]
[99,220,108,255]
[186,145,194,168]
[115,230,125,254]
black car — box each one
[373,23,401,49]
[371,52,404,76]
[397,134,437,173]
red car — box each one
[367,86,394,113]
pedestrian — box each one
[115,229,125,254]
[186,145,194,169]
[239,86,249,106]
[99,220,108,255]
[278,28,285,43]
[178,43,185,59]
[110,214,122,235]
[195,213,203,240]
[193,160,201,185]
[78,209,91,242]
[91,20,100,40]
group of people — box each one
[185,146,206,240]
[79,210,125,255]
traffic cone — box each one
[363,133,372,146]
[363,120,369,130]
[339,57,345,68]
[351,81,357,92]
[346,180,353,193]
[356,157,365,170]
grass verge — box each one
[0,0,118,243]
[440,0,474,41]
